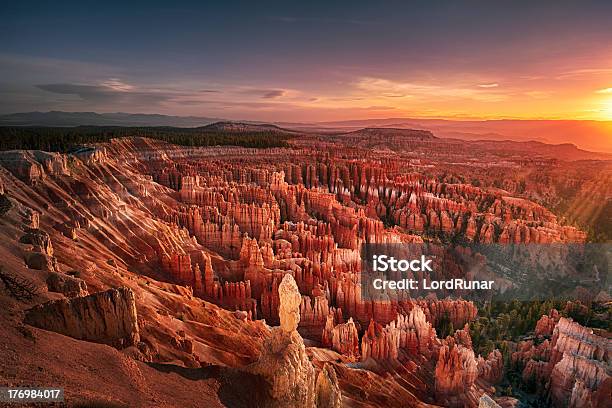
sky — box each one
[2,1,612,122]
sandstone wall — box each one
[25,287,140,349]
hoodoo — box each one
[0,129,605,407]
[248,274,342,408]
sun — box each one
[606,99,612,119]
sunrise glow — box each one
[1,2,611,151]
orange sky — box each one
[2,2,612,131]
[269,71,612,122]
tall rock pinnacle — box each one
[279,273,301,333]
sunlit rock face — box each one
[361,305,439,361]
[479,394,502,408]
[278,274,302,333]
[435,341,479,405]
[46,271,89,297]
[514,315,611,408]
[322,316,360,358]
[535,309,561,337]
[548,318,611,408]
[247,273,341,408]
[25,287,140,348]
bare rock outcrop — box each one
[315,363,342,408]
[361,305,438,361]
[477,349,504,384]
[23,251,58,271]
[517,315,611,408]
[20,229,54,256]
[435,341,479,407]
[24,287,139,349]
[551,354,610,408]
[478,394,502,408]
[535,309,560,337]
[279,273,302,333]
[247,274,341,408]
[46,272,88,297]
[0,192,11,216]
[323,317,360,359]
[20,229,58,271]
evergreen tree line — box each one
[0,126,294,152]
[469,299,609,358]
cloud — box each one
[355,77,508,102]
[596,87,612,94]
[238,88,287,99]
[364,105,396,110]
[478,83,499,88]
[262,89,285,99]
[329,97,365,101]
[555,68,612,80]
[36,81,172,105]
[33,79,301,112]
[172,99,221,106]
[36,83,118,101]
[101,78,134,91]
[232,100,288,108]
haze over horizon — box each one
[2,1,612,129]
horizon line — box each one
[3,110,612,124]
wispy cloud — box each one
[382,92,409,98]
[239,88,287,99]
[31,76,307,113]
[478,83,499,88]
[355,77,508,102]
[364,105,396,110]
[37,83,119,101]
[555,68,612,80]
[596,87,612,94]
[262,89,285,99]
[36,80,173,105]
[101,78,134,91]
[172,99,223,106]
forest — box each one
[0,126,294,151]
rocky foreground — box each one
[0,135,609,407]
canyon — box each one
[0,127,609,407]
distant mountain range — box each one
[462,139,612,161]
[201,121,299,134]
[1,111,611,154]
[298,117,612,154]
[0,111,221,127]
[339,127,437,140]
